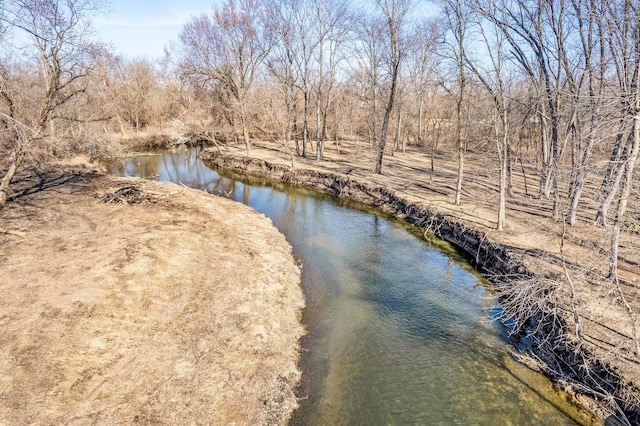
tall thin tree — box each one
[372,0,414,174]
[441,0,469,205]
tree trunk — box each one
[539,105,552,198]
[0,146,25,208]
[506,141,513,196]
[417,95,424,147]
[333,95,340,154]
[371,79,379,149]
[373,70,398,174]
[285,77,295,154]
[609,103,640,279]
[595,133,631,225]
[322,100,330,156]
[567,108,597,225]
[430,120,439,184]
[454,95,464,206]
[497,110,508,231]
[567,138,596,225]
[316,96,322,161]
[302,87,310,157]
[600,117,631,196]
[549,103,561,218]
[293,92,300,156]
[372,0,408,174]
[402,129,406,154]
[240,111,250,155]
[316,42,324,162]
[394,105,403,154]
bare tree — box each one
[441,0,469,205]
[264,0,300,154]
[311,0,350,161]
[176,0,270,154]
[607,0,640,279]
[117,58,159,133]
[467,0,512,230]
[290,0,323,158]
[405,18,440,149]
[0,0,106,207]
[565,0,607,225]
[352,14,385,150]
[371,0,414,174]
[483,0,567,216]
[594,0,640,229]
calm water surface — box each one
[107,147,584,425]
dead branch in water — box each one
[491,274,560,339]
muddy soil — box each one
[0,162,304,425]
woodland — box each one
[1,0,639,422]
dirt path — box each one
[203,139,640,422]
[0,164,304,425]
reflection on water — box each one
[107,147,588,425]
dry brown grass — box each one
[0,164,304,425]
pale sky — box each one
[92,0,439,60]
[92,0,218,59]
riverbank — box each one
[201,139,640,424]
[0,161,304,424]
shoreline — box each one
[200,146,639,424]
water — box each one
[107,147,589,425]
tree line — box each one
[1,0,639,280]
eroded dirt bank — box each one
[201,147,639,424]
[0,164,304,425]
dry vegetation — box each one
[202,137,640,424]
[0,162,304,425]
[2,0,640,423]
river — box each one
[107,146,589,425]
